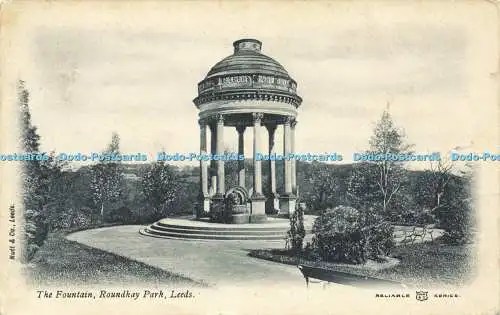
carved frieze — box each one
[198,74,298,95]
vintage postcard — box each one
[0,1,499,315]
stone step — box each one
[149,223,288,236]
[155,221,296,232]
[140,228,287,241]
[141,217,316,241]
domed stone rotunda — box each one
[194,39,303,224]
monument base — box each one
[279,194,297,216]
[251,195,267,223]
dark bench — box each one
[297,264,406,288]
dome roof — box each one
[205,39,291,79]
[194,39,302,108]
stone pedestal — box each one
[250,196,267,223]
[279,194,296,216]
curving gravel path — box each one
[67,225,323,287]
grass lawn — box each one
[24,231,206,287]
[377,241,476,286]
[248,239,476,287]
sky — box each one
[8,2,497,169]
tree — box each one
[19,80,42,208]
[410,157,454,224]
[438,174,473,244]
[141,160,181,220]
[37,151,74,230]
[18,80,47,261]
[347,110,412,216]
[416,156,474,244]
[369,110,412,214]
[89,132,124,219]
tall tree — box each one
[19,80,42,200]
[18,80,47,261]
[369,110,412,214]
[422,158,454,212]
[348,110,412,215]
[89,132,124,219]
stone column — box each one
[250,112,266,223]
[280,115,296,215]
[265,123,279,214]
[215,113,225,197]
[197,119,210,217]
[291,120,297,196]
[236,125,246,188]
[209,123,217,196]
[252,113,264,197]
[283,116,293,195]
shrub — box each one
[23,208,48,261]
[25,243,40,262]
[360,208,395,257]
[23,207,49,262]
[49,206,98,231]
[286,204,306,253]
[52,212,73,231]
[71,210,94,228]
[303,241,321,261]
[311,205,394,264]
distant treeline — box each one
[46,158,472,229]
